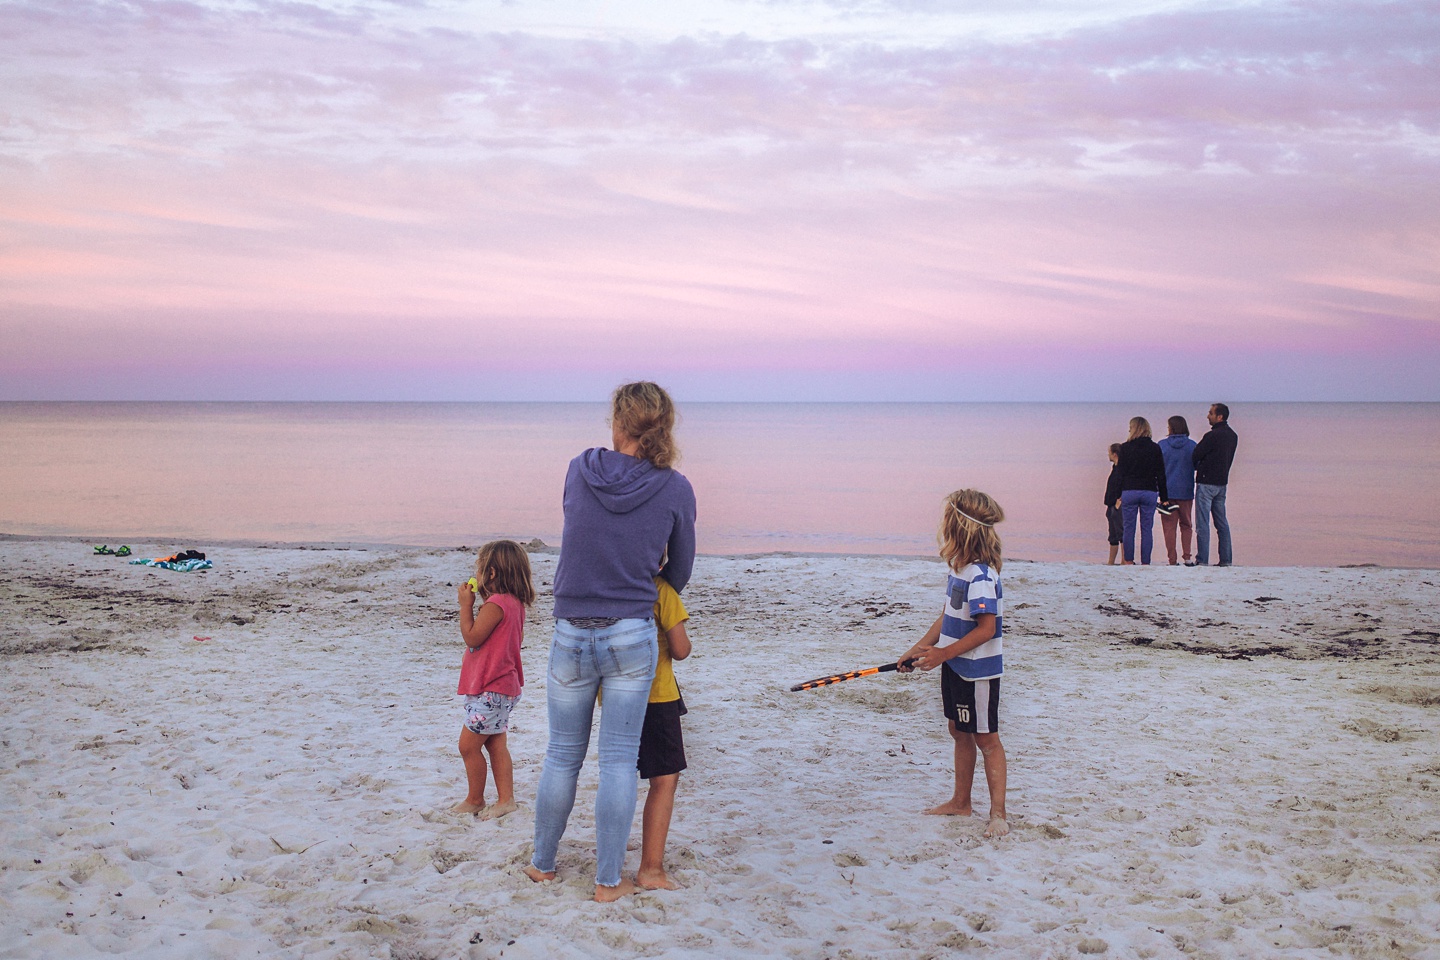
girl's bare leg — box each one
[975,731,1009,836]
[925,722,976,815]
[454,728,490,814]
[637,774,681,890]
[1107,544,1120,565]
[479,733,517,820]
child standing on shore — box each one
[635,577,692,890]
[898,489,1009,838]
[1105,443,1124,565]
[452,540,535,819]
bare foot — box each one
[635,867,680,891]
[523,864,556,883]
[985,816,1010,838]
[479,799,517,821]
[451,801,485,815]
[924,800,974,816]
[593,877,638,903]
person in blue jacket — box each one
[1157,416,1198,566]
[525,382,697,902]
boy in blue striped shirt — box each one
[898,488,1009,838]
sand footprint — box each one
[1168,824,1204,847]
[1106,807,1146,823]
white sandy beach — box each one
[2,538,1438,959]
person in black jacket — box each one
[1192,403,1238,566]
[1116,417,1170,565]
[1104,443,1124,565]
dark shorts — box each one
[1106,504,1124,545]
[637,697,687,780]
[941,669,1001,735]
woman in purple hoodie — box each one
[525,382,697,902]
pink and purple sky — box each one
[2,0,1438,400]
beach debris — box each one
[269,837,325,855]
[1096,600,1175,629]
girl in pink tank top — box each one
[452,540,535,819]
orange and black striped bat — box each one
[789,658,918,692]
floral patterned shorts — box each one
[462,691,520,735]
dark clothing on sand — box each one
[1193,421,1239,486]
[1116,437,1170,503]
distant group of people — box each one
[1104,403,1239,566]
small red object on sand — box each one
[193,636,212,642]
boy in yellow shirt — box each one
[636,577,692,890]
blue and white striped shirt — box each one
[941,563,1004,681]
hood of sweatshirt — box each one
[1159,435,1193,452]
[577,447,674,514]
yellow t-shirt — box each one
[650,578,689,704]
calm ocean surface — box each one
[2,402,1437,568]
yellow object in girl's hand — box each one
[465,577,480,592]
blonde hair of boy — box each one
[938,489,1005,573]
[611,381,679,470]
[1127,417,1152,441]
[474,540,536,607]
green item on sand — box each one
[115,545,131,557]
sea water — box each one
[1,402,1437,567]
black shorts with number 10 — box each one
[940,668,1000,734]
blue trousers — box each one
[1195,482,1232,565]
[531,618,657,888]
[1120,489,1158,564]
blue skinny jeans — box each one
[1121,488,1158,564]
[530,617,657,888]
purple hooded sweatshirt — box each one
[552,447,697,621]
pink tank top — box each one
[456,593,526,698]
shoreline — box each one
[2,532,1434,572]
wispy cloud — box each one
[2,0,1438,398]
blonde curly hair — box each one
[611,381,679,470]
[938,489,1005,572]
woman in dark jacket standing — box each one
[1115,416,1170,565]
